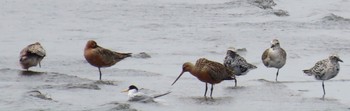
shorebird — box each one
[122,85,171,103]
[262,39,287,82]
[303,55,343,99]
[171,58,236,99]
[19,42,46,71]
[84,40,132,80]
[224,48,257,86]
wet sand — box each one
[1,0,350,110]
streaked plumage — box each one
[224,49,257,86]
[262,39,287,81]
[19,42,46,70]
[303,55,343,99]
[171,58,236,99]
[123,85,171,103]
[84,40,132,80]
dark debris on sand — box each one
[38,83,101,90]
[132,52,151,59]
[27,90,52,100]
[101,102,138,111]
[249,0,276,9]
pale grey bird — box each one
[224,48,257,86]
[122,85,171,103]
[262,39,287,82]
[19,42,46,71]
[303,55,343,99]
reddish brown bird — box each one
[171,58,236,99]
[84,40,132,80]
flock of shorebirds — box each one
[19,39,342,101]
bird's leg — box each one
[234,78,237,87]
[210,84,214,99]
[39,62,41,68]
[275,69,280,82]
[204,83,208,99]
[98,67,102,80]
[322,81,326,100]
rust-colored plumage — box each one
[171,58,236,99]
[84,40,132,80]
[19,42,46,71]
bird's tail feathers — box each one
[116,52,132,58]
[249,64,257,69]
[302,69,313,76]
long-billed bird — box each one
[20,42,46,71]
[84,40,131,80]
[171,58,236,99]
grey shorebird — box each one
[224,48,257,87]
[84,40,132,80]
[122,85,171,103]
[171,58,236,99]
[262,39,287,82]
[19,42,46,71]
[303,55,343,99]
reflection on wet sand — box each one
[19,70,46,76]
[179,96,233,105]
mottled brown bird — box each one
[20,42,46,71]
[262,39,287,82]
[84,40,132,80]
[303,55,343,99]
[171,58,236,99]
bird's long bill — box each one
[338,58,344,62]
[171,71,184,86]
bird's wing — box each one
[236,56,251,68]
[152,91,171,98]
[95,46,118,64]
[114,52,132,59]
[261,49,270,66]
[310,59,328,76]
[226,55,256,71]
[199,58,234,81]
[247,63,257,69]
[238,56,257,71]
[280,48,287,60]
[129,95,147,101]
[25,43,46,57]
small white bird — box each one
[19,42,46,71]
[224,48,257,86]
[262,39,287,81]
[303,55,343,99]
[122,85,171,103]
